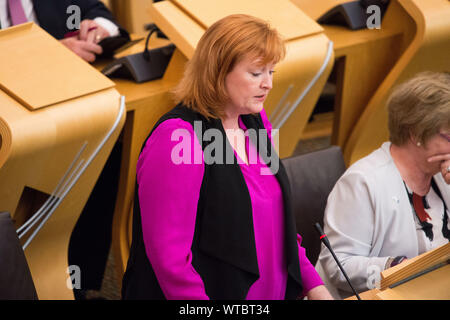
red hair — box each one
[173,14,285,119]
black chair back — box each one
[0,211,38,300]
[282,146,346,265]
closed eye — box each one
[251,71,275,77]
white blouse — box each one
[316,142,450,299]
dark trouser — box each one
[68,140,122,299]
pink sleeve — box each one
[297,234,324,298]
[136,118,209,300]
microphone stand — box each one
[315,223,362,300]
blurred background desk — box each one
[293,0,450,165]
[293,0,404,164]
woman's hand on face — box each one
[428,153,450,184]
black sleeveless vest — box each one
[121,104,302,299]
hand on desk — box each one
[60,19,110,63]
[60,37,102,62]
[78,19,110,44]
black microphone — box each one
[314,222,362,300]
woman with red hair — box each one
[122,14,332,300]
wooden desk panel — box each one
[291,0,349,21]
[173,0,323,40]
[344,0,450,164]
[292,0,416,161]
[330,27,403,148]
[0,23,114,111]
[377,265,450,300]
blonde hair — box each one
[172,14,285,119]
[387,71,450,146]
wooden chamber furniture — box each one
[0,23,125,299]
[109,0,153,35]
[294,0,450,165]
[95,35,187,285]
[293,0,403,163]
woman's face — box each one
[422,129,450,174]
[224,55,275,117]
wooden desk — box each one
[344,0,450,164]
[377,264,450,300]
[346,243,450,300]
[294,0,450,165]
[345,262,450,300]
[109,0,152,35]
[345,263,450,300]
[324,24,403,149]
[0,23,125,299]
[292,0,405,155]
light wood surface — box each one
[346,243,450,300]
[348,263,450,300]
[376,265,450,300]
[100,0,111,9]
[0,90,124,300]
[291,0,349,21]
[173,0,323,40]
[0,23,114,111]
[293,0,408,158]
[110,0,153,35]
[344,0,450,165]
[2,90,124,300]
[150,0,333,158]
[148,0,206,59]
[267,34,334,157]
[300,112,333,140]
[0,24,125,299]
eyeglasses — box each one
[440,133,450,142]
